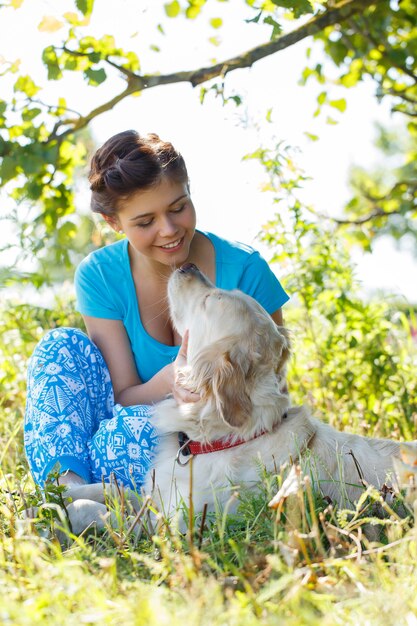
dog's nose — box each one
[179,263,198,273]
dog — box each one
[143,263,415,522]
[39,264,416,538]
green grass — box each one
[1,437,417,626]
[1,294,417,625]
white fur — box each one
[145,266,411,519]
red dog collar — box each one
[176,413,288,466]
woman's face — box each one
[106,177,197,268]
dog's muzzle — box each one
[178,262,198,274]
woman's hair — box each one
[88,130,189,216]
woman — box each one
[24,130,289,490]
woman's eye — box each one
[171,203,186,214]
[137,220,153,228]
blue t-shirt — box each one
[74,231,289,383]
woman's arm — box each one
[82,316,199,406]
[83,316,174,405]
[271,308,284,326]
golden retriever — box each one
[144,264,414,522]
[47,264,416,537]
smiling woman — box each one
[23,129,289,491]
[104,179,197,267]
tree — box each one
[0,0,416,284]
[327,123,417,252]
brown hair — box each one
[88,130,189,216]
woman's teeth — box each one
[161,239,182,249]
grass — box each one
[1,297,417,625]
[1,427,417,626]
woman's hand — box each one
[172,330,200,404]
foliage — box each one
[339,124,417,252]
[0,137,417,621]
[1,0,417,285]
[0,2,417,621]
[302,0,417,247]
[249,141,417,439]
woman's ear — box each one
[101,214,122,233]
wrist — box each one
[160,363,175,395]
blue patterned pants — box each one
[24,328,159,489]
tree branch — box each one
[52,0,377,140]
[144,0,377,87]
[49,78,144,140]
[329,207,405,225]
[391,107,417,117]
[317,180,417,225]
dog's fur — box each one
[50,265,415,537]
[143,265,412,519]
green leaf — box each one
[124,51,140,72]
[42,46,62,80]
[164,1,181,17]
[84,67,106,85]
[317,91,327,105]
[271,0,313,18]
[263,16,282,39]
[75,0,94,16]
[329,98,347,112]
[210,17,222,28]
[22,107,42,122]
[339,71,360,88]
[22,153,44,174]
[13,75,40,96]
[186,5,201,18]
[304,132,319,141]
[0,156,18,184]
[245,10,261,24]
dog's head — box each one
[168,264,290,436]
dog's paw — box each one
[65,499,109,535]
[64,483,108,505]
[19,499,109,544]
[64,482,143,513]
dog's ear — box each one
[251,323,291,376]
[191,341,253,429]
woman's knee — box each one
[30,327,108,372]
[37,327,89,350]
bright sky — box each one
[1,0,416,303]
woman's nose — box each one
[158,215,178,237]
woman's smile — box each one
[158,237,184,251]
